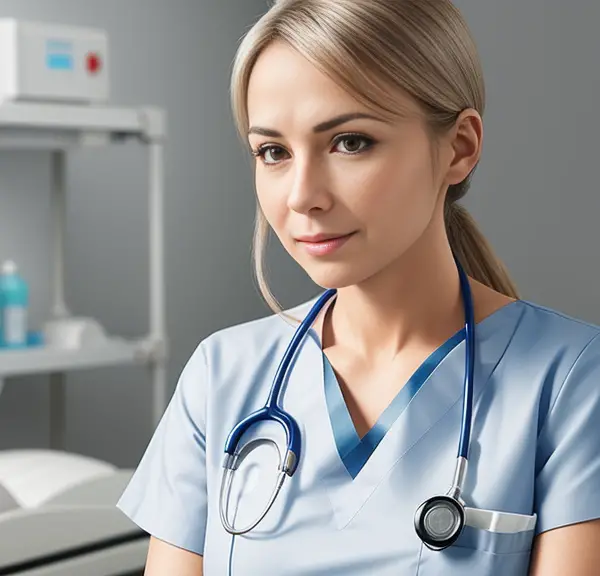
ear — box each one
[444,108,483,186]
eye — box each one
[250,133,375,166]
[332,134,374,155]
[252,145,290,165]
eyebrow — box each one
[247,112,388,137]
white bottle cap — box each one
[2,260,17,275]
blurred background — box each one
[0,0,598,573]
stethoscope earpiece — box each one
[414,495,465,551]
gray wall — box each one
[455,1,600,315]
[0,1,599,467]
[0,0,315,467]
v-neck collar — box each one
[283,296,526,530]
[323,326,467,479]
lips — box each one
[295,232,353,243]
[294,231,356,256]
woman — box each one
[117,0,600,574]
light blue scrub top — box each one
[117,297,600,575]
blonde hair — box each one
[230,0,519,315]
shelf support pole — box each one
[49,151,69,451]
[50,150,70,319]
[148,137,167,427]
[49,372,66,450]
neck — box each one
[323,226,466,362]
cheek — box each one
[255,172,287,230]
[351,153,437,240]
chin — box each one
[303,263,369,291]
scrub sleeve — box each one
[116,342,210,556]
[534,333,600,534]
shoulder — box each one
[202,295,317,355]
[515,299,600,334]
[506,299,600,413]
[507,299,600,357]
[183,294,319,392]
[511,299,600,354]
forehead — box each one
[247,41,418,130]
[247,42,356,129]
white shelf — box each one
[0,99,168,444]
[0,338,154,378]
[0,101,165,149]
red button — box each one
[86,53,102,74]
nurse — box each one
[117,0,600,574]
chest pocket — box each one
[416,508,537,576]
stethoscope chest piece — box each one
[414,495,465,551]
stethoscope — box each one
[219,259,475,552]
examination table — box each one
[0,450,148,575]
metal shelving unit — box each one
[0,101,167,450]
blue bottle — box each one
[0,260,29,349]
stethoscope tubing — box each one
[219,259,475,542]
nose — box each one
[286,155,333,214]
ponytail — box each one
[445,200,519,299]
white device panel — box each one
[0,19,108,104]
